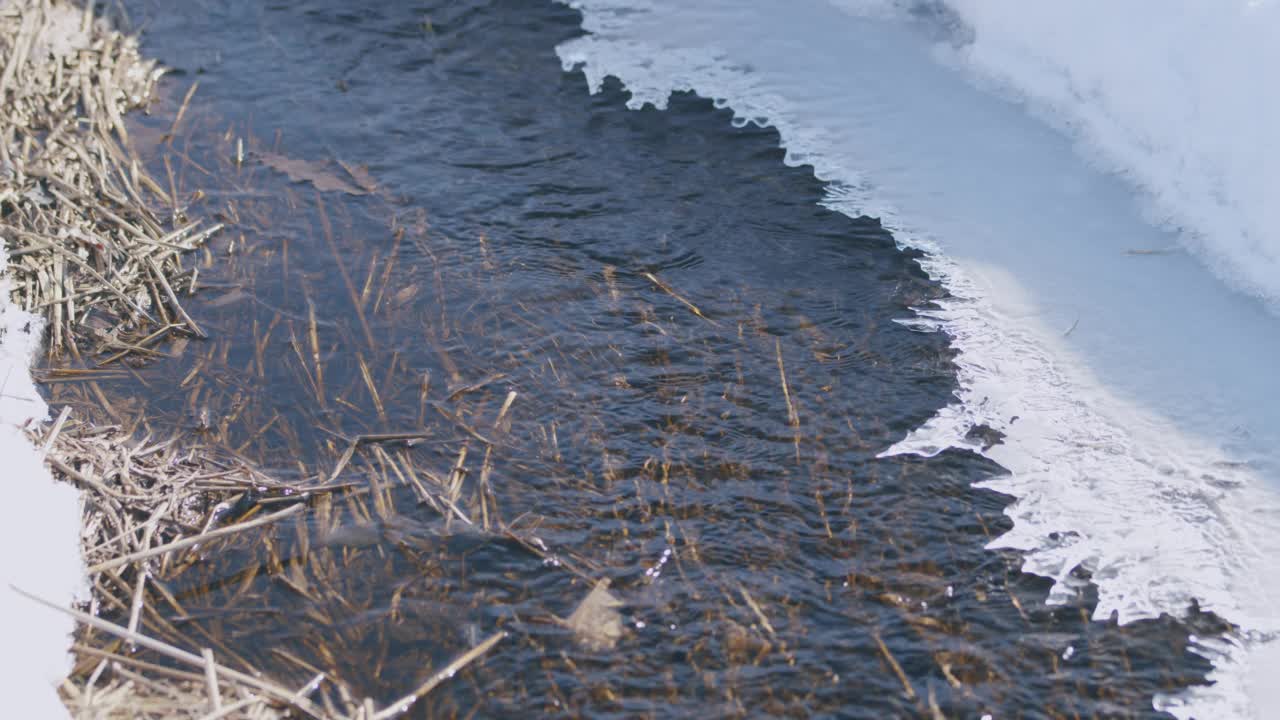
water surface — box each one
[52,1,1226,716]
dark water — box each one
[60,0,1224,716]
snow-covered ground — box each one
[0,241,80,717]
[1,3,96,714]
[914,0,1280,310]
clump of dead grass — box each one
[0,2,309,717]
[2,4,520,717]
[1,0,216,360]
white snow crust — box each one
[0,244,79,717]
[554,1,1280,716]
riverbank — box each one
[2,5,530,717]
[1,2,146,714]
[0,3,297,716]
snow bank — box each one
[0,3,103,714]
[0,242,79,717]
[555,1,1280,716]
[930,0,1280,309]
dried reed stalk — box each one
[0,0,218,361]
[4,4,510,716]
[0,3,311,717]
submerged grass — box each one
[3,1,1222,718]
[72,103,1206,716]
[1,2,516,717]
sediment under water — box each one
[46,1,1230,716]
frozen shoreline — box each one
[921,0,1280,310]
[557,1,1280,716]
[1,3,94,714]
[0,246,80,718]
[1,2,187,715]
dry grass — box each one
[0,0,215,358]
[0,2,508,717]
[1,1,301,715]
[1,3,1199,719]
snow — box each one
[924,0,1280,311]
[0,240,80,718]
[555,1,1280,716]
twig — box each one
[202,647,222,713]
[40,405,73,455]
[85,502,305,575]
[446,373,506,402]
[873,632,917,700]
[147,256,208,339]
[12,586,326,717]
[371,631,506,720]
[775,338,801,462]
[643,271,719,326]
[168,80,199,142]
